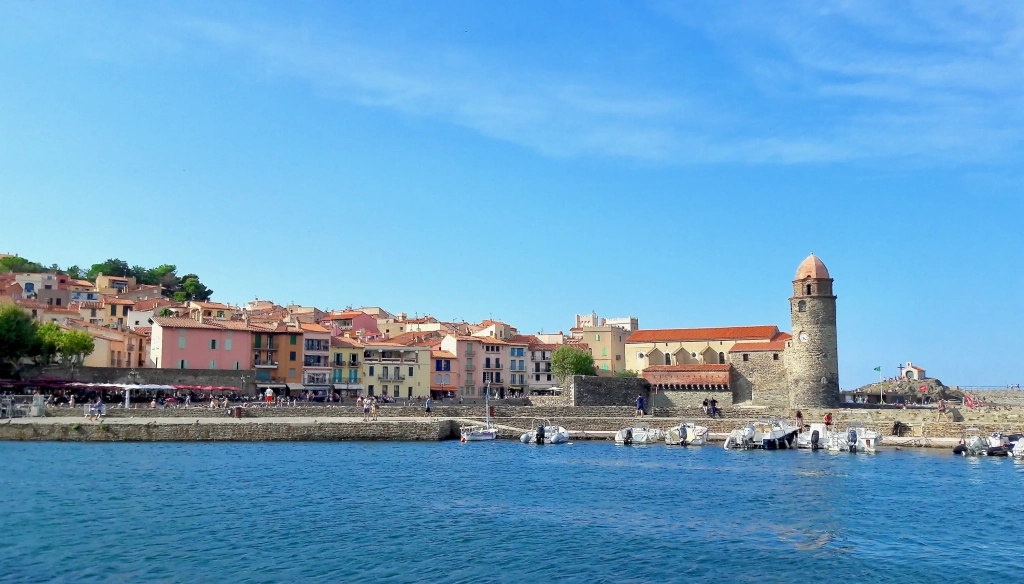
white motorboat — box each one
[520,419,570,444]
[953,429,1009,456]
[665,421,709,446]
[461,382,497,442]
[723,418,799,450]
[796,422,833,450]
[615,423,666,445]
[828,423,883,453]
[1010,434,1024,458]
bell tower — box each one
[786,253,840,408]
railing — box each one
[377,373,406,381]
[254,362,279,368]
[465,364,475,370]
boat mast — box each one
[485,381,491,428]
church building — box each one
[635,254,840,410]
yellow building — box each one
[94,273,137,294]
[330,337,364,396]
[624,326,787,373]
[571,325,630,375]
[252,322,304,395]
[360,342,431,400]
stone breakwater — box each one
[0,418,456,442]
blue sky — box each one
[1,1,1021,388]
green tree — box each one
[178,274,213,301]
[35,322,63,366]
[57,329,95,364]
[550,345,597,388]
[0,304,40,376]
[614,369,639,378]
[86,258,131,281]
[0,256,45,273]
[158,308,174,317]
[64,265,83,280]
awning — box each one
[286,383,305,390]
[256,383,287,389]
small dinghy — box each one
[954,429,1009,456]
[796,422,832,450]
[615,423,665,445]
[665,421,709,446]
[829,422,882,453]
[461,382,497,442]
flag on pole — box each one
[873,366,882,372]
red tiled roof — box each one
[331,337,364,348]
[626,326,779,344]
[131,297,178,312]
[909,365,925,371]
[103,297,136,305]
[152,316,224,330]
[643,364,732,372]
[75,301,103,310]
[431,350,457,359]
[772,332,792,342]
[300,323,330,334]
[730,341,787,352]
[327,311,366,319]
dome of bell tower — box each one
[795,253,830,280]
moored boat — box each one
[953,430,1009,456]
[461,382,497,442]
[615,424,665,445]
[723,418,798,450]
[666,421,709,446]
[829,422,882,453]
[520,419,570,444]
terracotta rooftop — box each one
[730,341,787,352]
[300,323,330,334]
[773,332,792,342]
[795,253,830,280]
[191,301,233,310]
[327,311,366,319]
[152,316,225,330]
[626,326,779,344]
[75,301,103,310]
[103,297,136,305]
[331,336,365,348]
[431,350,457,359]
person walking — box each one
[362,398,371,422]
[425,397,433,418]
[824,412,833,430]
[371,398,379,421]
[702,398,709,416]
[635,395,645,418]
[937,399,947,421]
[709,398,718,419]
[796,410,804,429]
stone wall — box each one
[570,376,651,411]
[25,366,256,393]
[729,351,788,408]
[652,389,733,410]
[0,419,456,441]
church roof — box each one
[626,325,779,344]
[795,253,830,280]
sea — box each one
[1,440,1021,583]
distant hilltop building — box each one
[902,362,926,380]
[636,254,840,409]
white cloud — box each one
[171,3,1024,165]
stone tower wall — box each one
[787,291,840,408]
[730,351,789,408]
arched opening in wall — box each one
[718,352,725,364]
[664,353,672,365]
[798,300,806,312]
[806,284,812,295]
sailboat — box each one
[461,382,497,441]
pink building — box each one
[440,334,512,398]
[150,316,254,370]
[324,310,381,340]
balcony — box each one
[465,364,475,371]
[377,373,406,381]
[254,362,279,369]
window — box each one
[382,385,388,395]
[444,360,451,371]
[122,306,129,316]
[602,348,607,356]
[546,374,552,381]
[773,353,779,361]
[535,374,540,381]
[290,335,297,345]
[519,359,524,370]
[806,284,812,295]
[217,310,224,318]
[485,357,491,368]
[333,369,342,383]
[90,308,97,317]
[56,298,61,306]
[369,366,375,376]
[289,368,295,378]
[436,374,442,384]
[664,353,671,365]
[368,385,374,396]
[179,359,187,369]
[349,370,358,383]
[110,305,117,316]
[178,336,186,349]
[209,360,216,369]
[602,363,608,371]
[255,334,261,348]
[436,359,442,371]
[718,352,725,364]
[408,367,414,376]
[407,387,413,398]
[210,339,218,350]
[290,351,296,361]
[595,334,600,341]
[443,374,450,384]
[225,339,232,351]
[798,300,806,313]
[742,354,749,362]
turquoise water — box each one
[1,441,1022,583]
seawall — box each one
[0,418,456,442]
